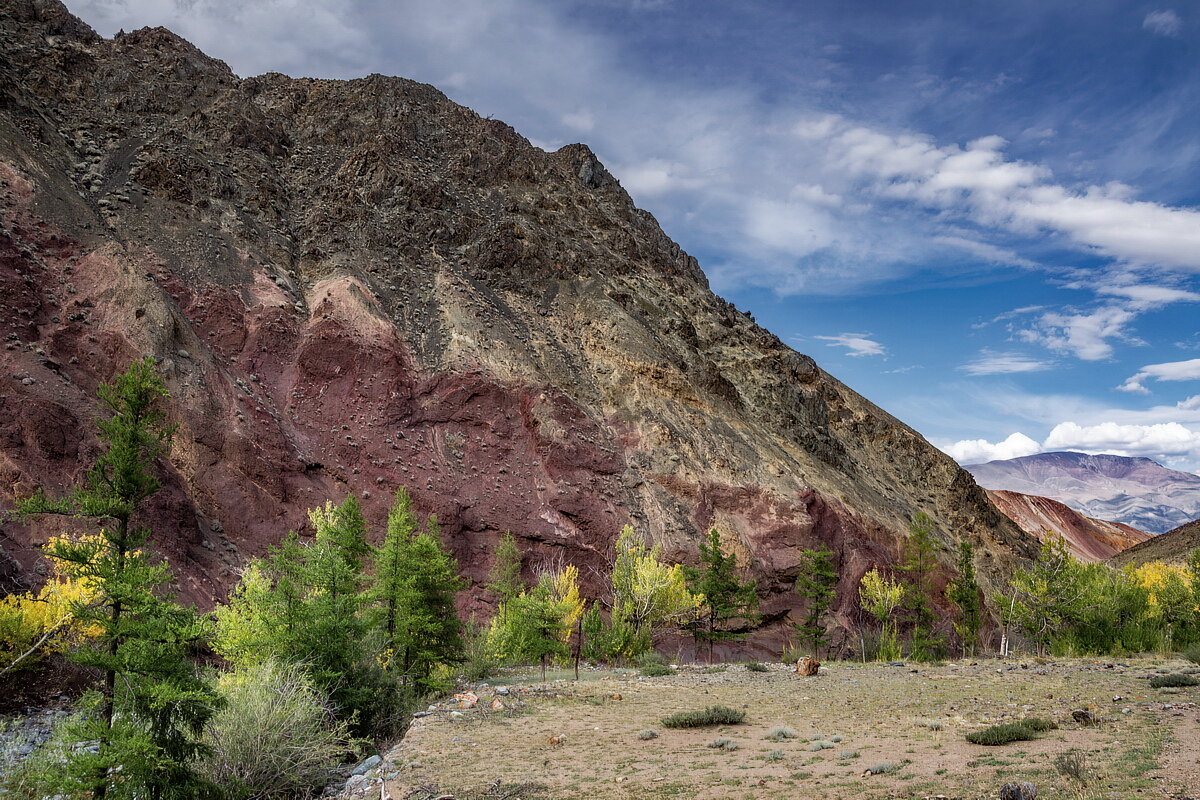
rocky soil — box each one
[0,0,1035,648]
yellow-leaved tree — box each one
[612,525,701,653]
[0,535,103,675]
[858,567,905,661]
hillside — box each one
[967,452,1200,534]
[0,0,1034,648]
[1109,518,1200,568]
[986,489,1151,562]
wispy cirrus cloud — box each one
[1143,9,1182,37]
[960,350,1052,375]
[814,332,886,357]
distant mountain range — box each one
[966,452,1200,534]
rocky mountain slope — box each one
[985,489,1151,562]
[967,452,1200,534]
[1110,519,1200,568]
[0,0,1036,649]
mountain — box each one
[0,0,1036,648]
[966,452,1200,534]
[985,489,1151,563]
[1109,518,1200,568]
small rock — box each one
[351,755,381,776]
[999,781,1037,800]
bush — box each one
[661,705,746,728]
[1149,673,1199,688]
[765,725,798,741]
[838,749,859,760]
[636,651,667,669]
[863,761,897,775]
[914,718,945,731]
[1023,717,1057,732]
[640,663,676,677]
[706,737,738,751]
[461,617,498,682]
[637,729,658,740]
[745,661,769,672]
[965,722,1039,746]
[198,661,352,800]
[765,749,785,761]
[1054,749,1089,785]
[807,740,836,751]
[1183,643,1200,665]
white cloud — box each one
[1017,305,1137,361]
[1143,9,1182,37]
[1119,357,1200,393]
[66,0,1200,301]
[1043,420,1200,458]
[941,432,1042,464]
[960,350,1052,376]
[1097,283,1200,309]
[814,332,886,357]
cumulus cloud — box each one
[1143,9,1183,37]
[941,432,1042,464]
[1043,420,1200,457]
[814,332,886,357]
[960,350,1052,376]
[1119,357,1200,393]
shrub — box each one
[965,722,1038,746]
[765,749,785,761]
[640,662,675,677]
[637,729,658,740]
[864,761,897,775]
[1054,749,1089,785]
[461,617,498,682]
[838,750,859,760]
[745,661,769,672]
[706,737,738,751]
[765,725,798,742]
[807,740,836,751]
[1183,643,1200,665]
[780,645,807,664]
[662,705,746,728]
[636,651,667,669]
[1149,673,1199,688]
[198,661,352,800]
[1023,717,1057,732]
[914,718,945,731]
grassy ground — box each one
[384,657,1199,800]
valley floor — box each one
[377,658,1199,800]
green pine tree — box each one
[370,498,465,693]
[793,547,838,658]
[485,531,525,621]
[684,529,759,662]
[947,541,983,657]
[900,512,944,660]
[18,358,221,800]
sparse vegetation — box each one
[637,729,658,740]
[765,725,798,741]
[662,705,746,728]
[744,661,768,672]
[1149,672,1199,688]
[863,761,898,775]
[965,721,1041,746]
[1054,748,1090,787]
[706,737,739,751]
[640,662,676,677]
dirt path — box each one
[381,658,1199,800]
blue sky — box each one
[70,0,1200,471]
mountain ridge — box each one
[966,451,1200,534]
[0,0,1035,651]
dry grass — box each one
[384,657,1198,799]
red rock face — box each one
[986,490,1152,563]
[0,0,1037,651]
